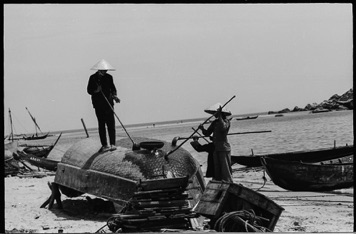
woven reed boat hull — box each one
[54,137,206,207]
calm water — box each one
[229,110,353,155]
[47,110,353,196]
[126,110,353,156]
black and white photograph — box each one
[4,3,353,233]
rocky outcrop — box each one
[268,88,353,114]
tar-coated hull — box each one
[261,157,353,191]
[54,137,206,207]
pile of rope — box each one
[214,209,271,232]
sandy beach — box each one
[4,130,354,233]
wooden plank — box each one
[227,183,284,216]
[138,176,189,191]
[132,199,187,208]
[133,188,185,197]
[132,194,189,202]
[194,182,230,217]
[54,163,137,204]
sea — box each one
[39,109,354,196]
[120,109,353,156]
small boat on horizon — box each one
[235,115,259,121]
[311,108,332,113]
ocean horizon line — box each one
[47,111,270,135]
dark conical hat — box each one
[91,59,116,70]
[204,102,232,116]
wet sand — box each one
[4,129,354,233]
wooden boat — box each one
[231,144,353,167]
[235,115,258,121]
[21,133,62,158]
[22,143,53,157]
[45,136,205,211]
[15,151,59,171]
[261,157,353,191]
[23,133,49,141]
[311,108,331,113]
[23,107,49,140]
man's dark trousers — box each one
[95,107,116,146]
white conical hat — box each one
[91,59,116,70]
[204,102,232,116]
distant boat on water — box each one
[235,115,259,121]
[311,108,331,113]
[274,114,284,117]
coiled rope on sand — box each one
[214,209,271,232]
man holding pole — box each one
[87,59,120,153]
[198,103,233,182]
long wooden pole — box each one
[9,109,14,141]
[165,95,236,159]
[25,107,43,134]
[178,130,272,140]
[192,127,210,143]
[100,91,136,146]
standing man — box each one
[198,103,233,182]
[87,59,120,153]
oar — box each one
[171,130,271,146]
[192,127,210,143]
[165,95,236,159]
[100,91,139,150]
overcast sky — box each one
[4,4,352,133]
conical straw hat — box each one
[204,102,232,116]
[91,59,116,70]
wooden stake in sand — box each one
[81,118,89,138]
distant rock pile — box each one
[268,88,353,114]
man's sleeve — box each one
[110,75,117,96]
[87,76,96,95]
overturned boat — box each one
[46,136,206,210]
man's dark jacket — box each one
[87,72,117,109]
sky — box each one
[4,3,353,134]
